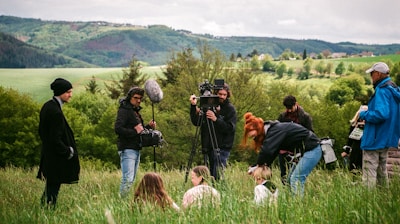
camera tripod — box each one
[184,108,224,184]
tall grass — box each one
[1,162,399,224]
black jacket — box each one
[257,121,320,166]
[37,97,80,184]
[190,98,237,151]
[115,99,151,151]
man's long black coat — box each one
[37,97,80,184]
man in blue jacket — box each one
[359,62,400,188]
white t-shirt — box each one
[182,184,220,209]
[254,180,279,205]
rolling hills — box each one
[1,15,400,67]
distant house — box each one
[309,53,318,59]
[331,52,347,58]
[360,51,374,57]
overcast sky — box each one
[1,0,399,45]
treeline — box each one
[0,32,68,68]
[1,42,395,170]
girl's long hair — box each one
[133,172,173,209]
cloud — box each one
[277,19,297,26]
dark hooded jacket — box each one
[257,121,320,166]
[115,99,149,151]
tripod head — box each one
[198,79,224,111]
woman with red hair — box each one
[242,112,322,196]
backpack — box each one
[320,138,337,164]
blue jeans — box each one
[290,145,322,196]
[118,149,140,198]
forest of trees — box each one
[1,42,399,170]
[0,32,71,68]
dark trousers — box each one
[41,181,61,208]
[349,141,362,171]
[206,148,230,181]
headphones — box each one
[126,87,144,100]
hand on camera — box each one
[134,123,144,134]
[206,110,217,121]
[190,94,197,105]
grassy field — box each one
[1,55,399,103]
[0,66,164,103]
[1,162,399,224]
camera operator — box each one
[189,82,237,181]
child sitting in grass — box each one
[252,166,278,205]
[133,172,180,211]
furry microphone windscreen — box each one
[144,79,163,103]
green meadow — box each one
[1,55,400,103]
[1,162,399,224]
[0,66,164,103]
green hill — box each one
[0,32,94,68]
[1,15,400,67]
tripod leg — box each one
[184,113,203,184]
[204,154,209,168]
[207,117,225,181]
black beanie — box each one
[51,78,73,96]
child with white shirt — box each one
[252,166,278,205]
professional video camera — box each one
[185,78,225,184]
[198,79,224,110]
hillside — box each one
[1,15,400,67]
[0,32,94,68]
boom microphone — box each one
[144,79,163,103]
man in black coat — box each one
[37,78,80,208]
[190,83,237,180]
